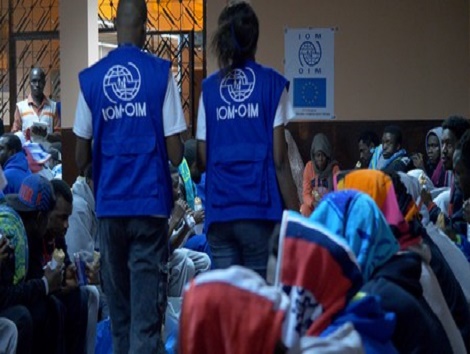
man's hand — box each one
[61,264,79,293]
[43,266,63,294]
[173,200,189,222]
[420,188,433,207]
[192,209,205,224]
[86,261,100,285]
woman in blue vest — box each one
[196,1,299,278]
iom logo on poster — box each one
[101,62,147,122]
[103,63,141,103]
[220,67,256,104]
[298,41,322,67]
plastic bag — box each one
[165,297,182,354]
[95,317,113,354]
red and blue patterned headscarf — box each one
[275,211,363,345]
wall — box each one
[208,0,469,121]
[206,0,470,167]
[60,0,98,184]
[59,0,470,181]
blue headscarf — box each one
[310,190,399,281]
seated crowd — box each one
[0,115,470,354]
[178,115,470,353]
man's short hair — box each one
[51,179,73,205]
[442,116,470,141]
[456,129,470,169]
[383,125,403,145]
[116,0,147,27]
[1,133,23,153]
[358,131,380,147]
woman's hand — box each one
[411,153,425,170]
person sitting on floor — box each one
[179,266,291,354]
[3,175,64,353]
[300,133,339,217]
[335,169,470,352]
[0,134,31,194]
[399,171,470,309]
[168,165,210,297]
[311,188,453,353]
[0,233,33,354]
[420,117,470,253]
[411,127,449,188]
[46,179,97,354]
[356,130,379,169]
[277,209,397,353]
[369,125,411,173]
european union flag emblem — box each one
[293,78,327,108]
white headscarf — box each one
[400,171,431,226]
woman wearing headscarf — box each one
[300,133,339,217]
[336,169,470,352]
[411,127,449,188]
[407,169,450,220]
[180,264,365,354]
[276,210,396,353]
[400,171,470,308]
[196,1,299,279]
[310,189,453,353]
[179,266,289,354]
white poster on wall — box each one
[284,28,335,120]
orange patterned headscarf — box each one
[335,169,420,249]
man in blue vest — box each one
[73,0,185,352]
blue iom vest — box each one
[79,45,173,217]
[203,60,287,228]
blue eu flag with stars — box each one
[293,78,326,108]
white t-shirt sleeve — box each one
[196,94,206,141]
[196,88,292,139]
[73,90,93,139]
[163,72,187,137]
[273,88,295,128]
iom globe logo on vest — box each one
[220,68,256,104]
[217,67,259,121]
[101,62,147,122]
[103,63,141,103]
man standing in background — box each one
[12,67,61,142]
[73,0,186,352]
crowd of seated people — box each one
[1,112,470,354]
[178,115,470,353]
